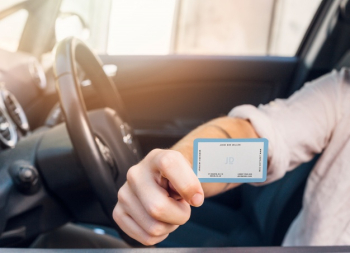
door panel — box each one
[99,55,298,153]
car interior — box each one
[1,0,350,250]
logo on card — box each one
[225,157,234,165]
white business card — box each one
[193,138,268,183]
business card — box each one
[193,138,268,183]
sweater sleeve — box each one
[228,69,349,184]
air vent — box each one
[1,90,29,133]
[0,108,17,147]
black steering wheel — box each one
[53,37,142,242]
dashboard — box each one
[0,48,50,149]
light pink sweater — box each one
[229,68,350,245]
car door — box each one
[78,0,324,154]
[100,54,296,153]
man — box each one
[113,68,350,246]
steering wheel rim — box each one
[53,37,141,242]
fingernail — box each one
[191,193,204,207]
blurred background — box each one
[0,0,321,57]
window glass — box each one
[58,0,111,53]
[59,0,322,56]
[0,9,28,52]
[107,0,177,55]
[0,0,25,12]
[269,0,322,55]
[175,0,322,56]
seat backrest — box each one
[239,155,319,245]
[336,50,350,70]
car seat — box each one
[159,155,318,247]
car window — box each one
[58,0,322,56]
[0,1,28,52]
[0,0,25,12]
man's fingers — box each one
[118,183,179,236]
[113,204,168,246]
[169,181,182,200]
[128,165,192,225]
[149,150,204,207]
[115,148,204,245]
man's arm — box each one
[171,117,258,197]
[113,117,258,245]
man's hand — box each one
[113,117,258,245]
[113,149,204,246]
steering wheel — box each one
[53,37,142,243]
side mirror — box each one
[55,12,90,42]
